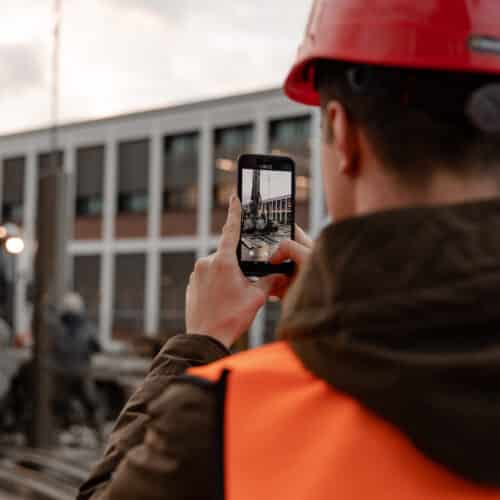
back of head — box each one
[285,0,500,185]
[314,61,500,184]
[61,292,85,318]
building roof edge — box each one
[0,87,284,141]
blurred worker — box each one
[79,1,500,499]
[51,292,102,443]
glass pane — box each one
[270,116,311,230]
[162,132,198,236]
[2,157,25,226]
[76,145,104,201]
[113,254,146,340]
[76,197,103,217]
[116,139,149,238]
[38,151,64,170]
[212,124,254,234]
[118,192,148,213]
[159,252,195,339]
[75,145,104,240]
[73,255,101,325]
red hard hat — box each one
[285,0,500,106]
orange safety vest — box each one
[190,341,500,500]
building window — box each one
[116,139,149,238]
[162,132,198,236]
[76,146,104,216]
[74,145,104,240]
[212,124,254,233]
[2,157,25,225]
[73,255,101,325]
[113,253,146,339]
[38,151,64,171]
[159,252,195,339]
[270,115,311,229]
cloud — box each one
[104,0,188,22]
[0,43,45,96]
[0,0,314,135]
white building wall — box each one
[0,88,322,349]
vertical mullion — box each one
[100,131,117,349]
[15,150,37,336]
[198,117,213,258]
[248,111,269,348]
[145,127,162,336]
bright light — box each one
[5,237,24,255]
[216,158,236,172]
[0,226,7,239]
[296,176,310,189]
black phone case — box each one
[237,154,296,277]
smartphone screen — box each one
[238,154,295,276]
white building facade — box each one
[0,88,324,351]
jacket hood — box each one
[279,199,500,486]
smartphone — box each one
[237,154,295,277]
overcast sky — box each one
[242,169,291,204]
[0,0,312,136]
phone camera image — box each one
[241,168,293,263]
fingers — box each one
[295,225,313,248]
[259,274,290,299]
[270,239,311,266]
[218,195,241,257]
[254,274,280,295]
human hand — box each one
[267,225,313,300]
[185,195,275,348]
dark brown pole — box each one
[30,167,59,448]
[29,0,64,448]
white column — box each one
[145,128,162,336]
[148,128,162,241]
[310,108,324,237]
[249,306,266,348]
[255,110,269,154]
[103,133,117,243]
[198,118,213,258]
[15,149,38,336]
[249,111,270,347]
[99,251,114,351]
[100,132,117,349]
[64,142,76,287]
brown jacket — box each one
[79,200,500,500]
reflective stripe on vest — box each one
[189,341,500,500]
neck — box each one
[356,167,499,215]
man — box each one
[51,292,103,443]
[79,1,500,498]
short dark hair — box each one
[314,59,500,182]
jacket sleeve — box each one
[77,334,229,500]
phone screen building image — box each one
[241,168,292,262]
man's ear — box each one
[325,101,360,177]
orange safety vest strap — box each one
[189,342,500,500]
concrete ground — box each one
[241,225,292,262]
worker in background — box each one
[51,292,103,444]
[79,1,500,498]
